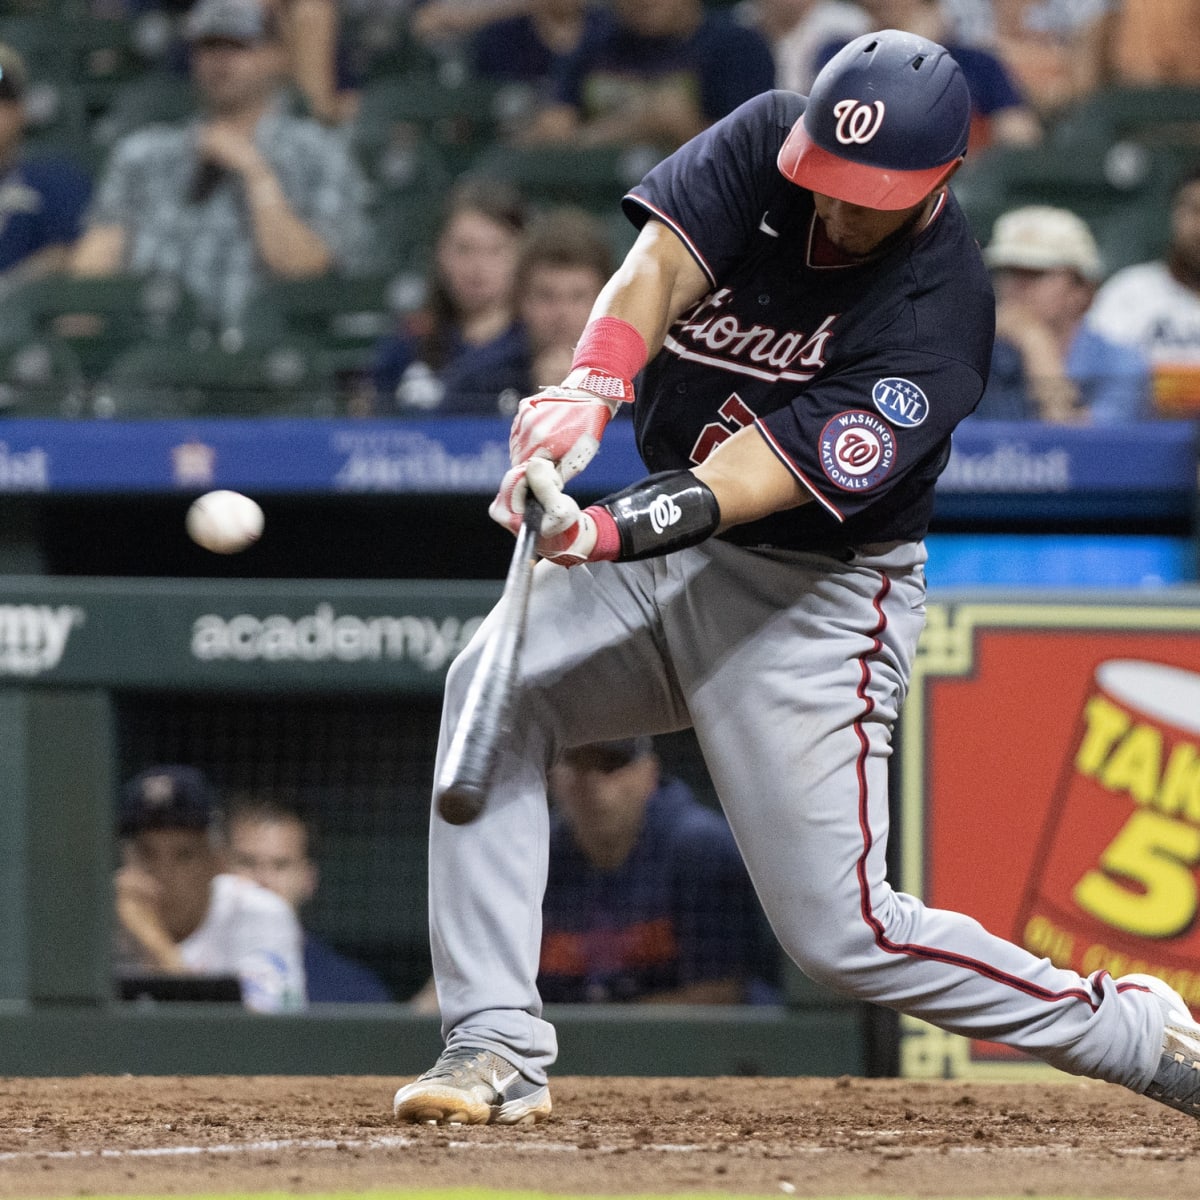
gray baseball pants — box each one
[426,538,1165,1093]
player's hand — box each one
[508,367,634,484]
[489,459,600,567]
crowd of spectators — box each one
[1,0,1199,420]
[115,764,394,1008]
[114,764,309,1012]
[120,741,778,1012]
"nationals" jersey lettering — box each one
[665,289,838,382]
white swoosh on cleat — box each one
[489,1069,520,1095]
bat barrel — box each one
[434,497,543,824]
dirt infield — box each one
[0,1075,1196,1197]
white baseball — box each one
[185,490,264,554]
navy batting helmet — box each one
[778,29,971,210]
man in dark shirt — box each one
[541,738,778,1003]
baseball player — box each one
[393,30,1200,1126]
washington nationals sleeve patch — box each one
[818,411,897,492]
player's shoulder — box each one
[734,87,806,132]
[688,88,805,159]
[16,153,89,188]
[914,191,992,292]
[303,933,391,1002]
[868,192,993,369]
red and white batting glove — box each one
[489,458,619,567]
[492,316,647,554]
[506,315,648,481]
[507,366,632,483]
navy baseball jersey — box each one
[622,89,995,552]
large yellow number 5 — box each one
[1073,810,1200,939]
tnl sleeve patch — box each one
[872,376,929,427]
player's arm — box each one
[589,218,711,360]
[519,421,809,567]
[691,423,809,531]
[490,220,709,526]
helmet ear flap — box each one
[779,29,971,211]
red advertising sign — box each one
[901,603,1200,1078]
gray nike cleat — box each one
[1126,973,1200,1118]
[393,1045,552,1126]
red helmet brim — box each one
[777,119,960,211]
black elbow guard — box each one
[598,470,721,561]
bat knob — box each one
[436,783,486,826]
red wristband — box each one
[584,505,621,561]
[572,316,648,385]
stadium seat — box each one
[468,142,664,214]
[6,274,201,381]
[355,127,454,271]
[94,336,340,418]
[0,14,62,79]
[353,72,503,172]
[0,335,88,418]
[952,141,1177,273]
[19,78,92,170]
[1051,85,1200,157]
[346,12,440,81]
[250,274,397,369]
[88,71,197,161]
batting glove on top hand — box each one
[489,458,610,567]
[507,366,634,483]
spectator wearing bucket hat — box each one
[70,0,371,329]
[114,764,307,1011]
[0,43,91,291]
[973,204,1152,424]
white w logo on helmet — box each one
[833,98,886,144]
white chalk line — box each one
[0,1131,1175,1168]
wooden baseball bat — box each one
[434,496,544,825]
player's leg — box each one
[671,539,1174,1098]
[396,556,690,1123]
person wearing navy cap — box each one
[115,764,306,1012]
[394,29,1200,1128]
